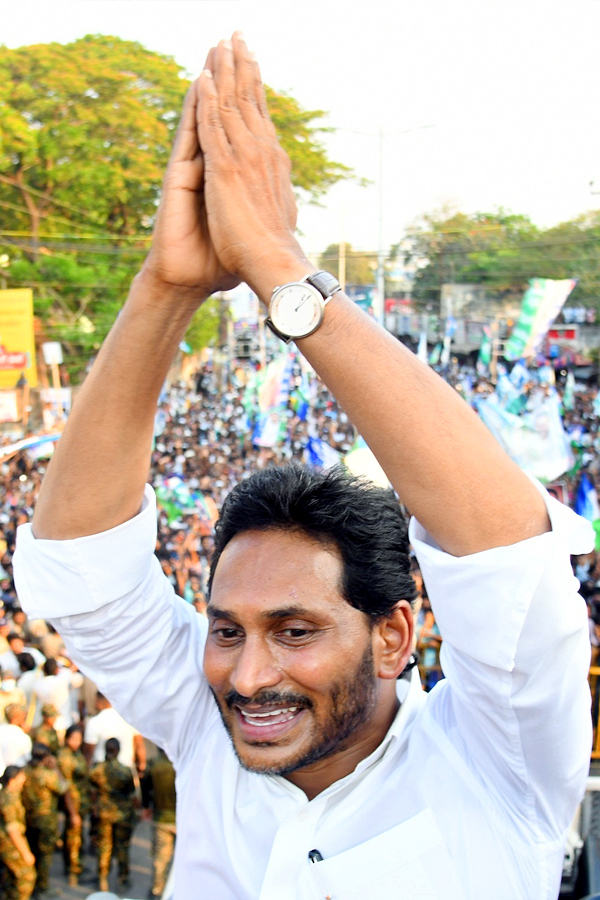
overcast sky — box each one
[4,0,600,257]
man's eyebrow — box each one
[206,606,236,621]
[264,606,313,621]
[206,605,313,621]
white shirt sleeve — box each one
[13,485,219,765]
[410,480,595,841]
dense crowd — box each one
[0,353,598,898]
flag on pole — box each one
[417,331,428,364]
[505,278,576,361]
[562,372,575,412]
[304,436,341,470]
[574,472,600,522]
[478,326,492,368]
[429,343,442,366]
[476,388,574,482]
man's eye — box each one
[280,628,314,641]
[212,627,241,641]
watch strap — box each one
[264,317,294,344]
[304,270,342,302]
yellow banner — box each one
[0,289,38,388]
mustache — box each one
[225,689,314,710]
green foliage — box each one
[184,297,222,352]
[266,89,350,200]
[318,243,375,285]
[401,207,600,311]
[0,35,350,380]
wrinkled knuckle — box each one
[237,86,255,107]
[219,95,238,116]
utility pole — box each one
[339,241,346,293]
[375,127,385,327]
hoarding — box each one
[0,289,38,388]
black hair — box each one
[208,464,416,620]
[65,724,83,742]
[0,765,22,788]
[17,652,35,673]
[105,737,120,759]
[31,742,52,763]
[43,658,58,677]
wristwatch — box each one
[265,271,342,343]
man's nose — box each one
[230,637,282,698]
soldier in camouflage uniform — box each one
[57,724,90,886]
[142,747,177,899]
[22,742,79,898]
[31,704,61,756]
[89,736,137,893]
[0,765,36,900]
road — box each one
[47,817,157,900]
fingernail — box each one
[234,30,245,41]
[223,40,233,50]
[202,69,213,79]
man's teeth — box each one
[240,707,299,726]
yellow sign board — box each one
[0,289,37,388]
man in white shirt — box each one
[0,702,32,768]
[0,632,45,678]
[13,35,593,900]
[83,692,145,773]
[32,657,81,730]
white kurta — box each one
[13,483,594,900]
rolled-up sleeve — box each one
[410,484,595,840]
[13,485,219,765]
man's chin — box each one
[233,742,309,776]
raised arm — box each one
[32,63,240,541]
[195,36,549,556]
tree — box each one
[401,206,600,313]
[318,243,375,285]
[0,35,351,378]
[401,208,541,310]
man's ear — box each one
[372,601,414,680]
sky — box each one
[3,0,600,258]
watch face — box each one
[270,283,324,338]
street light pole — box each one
[375,127,385,327]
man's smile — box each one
[234,705,306,741]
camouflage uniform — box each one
[0,788,36,900]
[89,758,136,885]
[22,764,67,893]
[31,723,60,756]
[57,745,90,878]
[142,752,177,898]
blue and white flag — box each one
[305,436,341,470]
[574,473,600,522]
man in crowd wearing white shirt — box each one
[13,35,594,900]
[0,632,45,678]
[0,702,32,768]
[32,657,81,731]
[83,692,146,775]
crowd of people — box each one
[0,351,598,898]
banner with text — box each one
[0,289,37,388]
